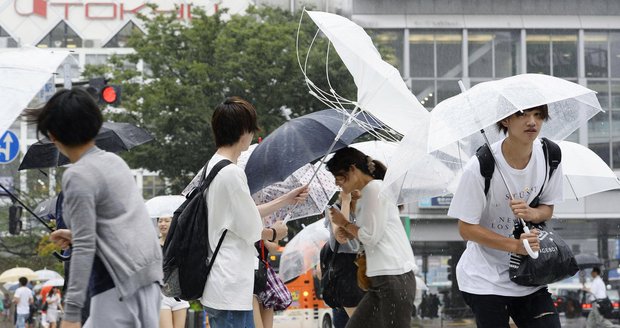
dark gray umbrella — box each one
[19,122,153,170]
[574,253,603,269]
[245,109,382,194]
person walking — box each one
[448,105,563,327]
[584,267,620,328]
[27,88,163,328]
[157,215,190,328]
[13,277,33,328]
[326,147,417,328]
[46,287,63,328]
[199,97,307,328]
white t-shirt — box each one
[356,180,417,277]
[589,276,607,301]
[14,286,32,315]
[447,138,563,297]
[200,153,263,311]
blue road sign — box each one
[0,131,19,163]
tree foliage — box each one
[85,6,356,193]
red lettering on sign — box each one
[85,3,117,20]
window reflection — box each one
[0,26,18,48]
[104,21,143,48]
[469,30,519,78]
[526,31,577,77]
[37,21,82,48]
[410,31,462,78]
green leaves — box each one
[95,6,356,193]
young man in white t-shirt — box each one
[200,97,308,327]
[448,105,563,327]
[12,277,33,328]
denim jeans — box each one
[205,307,254,328]
[15,313,28,328]
[462,287,561,328]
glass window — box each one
[367,29,404,74]
[411,79,434,108]
[613,109,620,168]
[37,21,82,48]
[469,30,519,78]
[54,55,80,81]
[436,80,461,105]
[104,21,143,48]
[611,32,620,78]
[410,31,434,77]
[587,81,610,165]
[142,175,165,199]
[85,54,110,66]
[0,26,18,48]
[527,32,551,75]
[585,32,609,78]
[436,31,462,78]
[526,30,577,77]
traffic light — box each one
[447,258,455,282]
[87,77,121,106]
[8,205,22,235]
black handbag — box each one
[509,220,578,286]
[319,243,365,308]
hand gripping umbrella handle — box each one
[521,223,539,259]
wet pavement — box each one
[411,315,590,327]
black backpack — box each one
[161,159,232,301]
[476,137,561,206]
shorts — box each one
[161,295,190,311]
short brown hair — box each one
[211,97,260,147]
[496,104,549,134]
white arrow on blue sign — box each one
[0,131,20,163]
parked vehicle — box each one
[582,289,620,320]
[273,269,333,328]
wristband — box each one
[269,227,277,242]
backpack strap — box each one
[540,137,561,179]
[200,159,232,276]
[475,143,495,196]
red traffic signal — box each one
[101,85,119,105]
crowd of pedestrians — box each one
[14,82,602,328]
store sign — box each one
[418,195,453,208]
[14,0,205,20]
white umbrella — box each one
[42,278,64,287]
[145,195,185,219]
[33,269,62,282]
[0,47,71,136]
[0,267,37,283]
[558,141,620,200]
[304,11,427,136]
[279,220,330,283]
[416,276,428,291]
[427,74,602,154]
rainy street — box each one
[412,315,594,327]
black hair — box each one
[211,97,260,147]
[496,104,550,134]
[592,267,601,275]
[18,277,27,286]
[326,147,386,180]
[23,88,103,146]
[47,286,57,298]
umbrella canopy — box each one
[574,253,602,269]
[279,220,329,283]
[33,269,62,282]
[0,267,37,283]
[427,74,602,154]
[304,11,427,136]
[559,141,620,200]
[253,163,338,224]
[145,195,185,219]
[0,48,71,137]
[19,122,154,170]
[244,109,381,195]
[42,278,65,287]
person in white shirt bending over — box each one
[448,105,564,328]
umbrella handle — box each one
[52,251,71,262]
[521,224,539,259]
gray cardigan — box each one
[62,147,162,322]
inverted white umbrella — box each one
[33,269,62,282]
[0,47,71,136]
[145,195,186,219]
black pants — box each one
[462,288,560,328]
[345,271,416,328]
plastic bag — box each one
[509,221,578,286]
